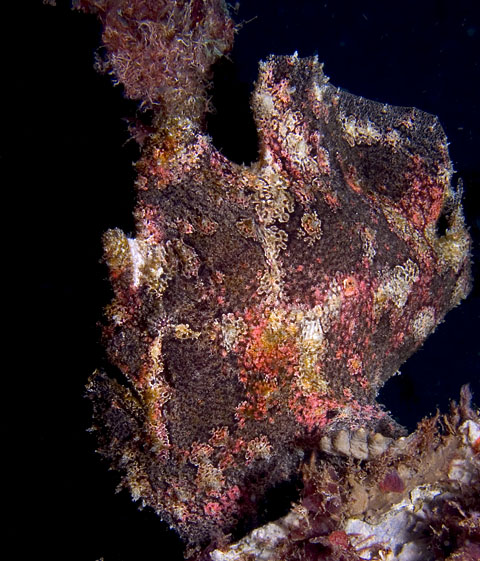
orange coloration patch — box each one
[343,276,358,297]
[344,165,363,194]
[324,190,340,208]
[347,356,362,376]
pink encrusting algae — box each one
[67,0,473,556]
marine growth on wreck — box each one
[66,1,476,559]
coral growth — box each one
[67,0,473,557]
[211,387,480,561]
[74,0,234,119]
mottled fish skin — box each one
[74,0,471,550]
[88,54,471,547]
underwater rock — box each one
[71,0,472,554]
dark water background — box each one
[5,1,478,559]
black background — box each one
[5,1,479,559]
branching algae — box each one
[66,1,477,559]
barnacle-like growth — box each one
[71,0,473,556]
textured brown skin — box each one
[77,0,472,552]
